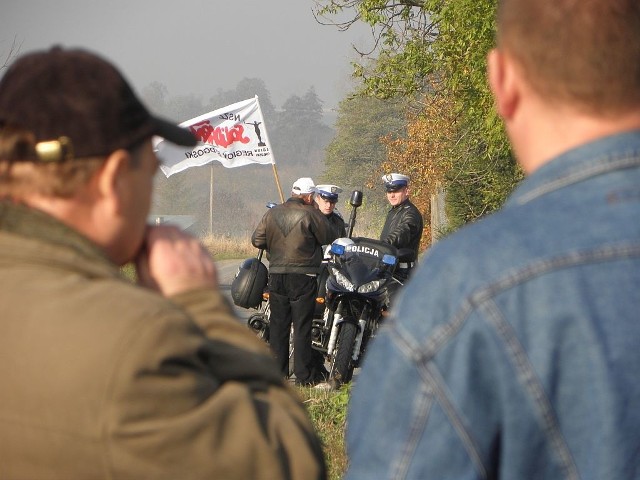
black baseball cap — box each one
[0,46,196,161]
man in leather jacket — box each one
[252,178,338,385]
[314,184,347,238]
[311,184,347,379]
[380,173,424,292]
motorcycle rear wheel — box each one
[329,321,357,389]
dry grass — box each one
[201,233,257,260]
[298,385,350,480]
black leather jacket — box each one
[326,211,347,238]
[380,198,423,262]
[252,197,338,274]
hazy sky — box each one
[1,0,371,114]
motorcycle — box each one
[310,191,411,388]
[245,284,271,341]
[242,193,411,388]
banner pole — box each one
[209,163,214,236]
[271,163,285,203]
[254,95,285,203]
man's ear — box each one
[96,149,131,215]
[487,48,520,120]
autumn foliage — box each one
[379,86,458,250]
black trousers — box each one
[268,273,317,382]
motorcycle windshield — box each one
[337,237,398,287]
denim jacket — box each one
[345,132,640,480]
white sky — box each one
[0,0,372,111]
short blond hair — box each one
[497,0,640,115]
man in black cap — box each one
[380,173,424,298]
[0,47,325,479]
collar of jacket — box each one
[286,197,307,206]
[508,130,640,207]
[0,200,111,264]
[390,198,411,210]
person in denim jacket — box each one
[345,0,640,479]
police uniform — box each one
[312,184,347,379]
[380,174,423,287]
[316,184,347,237]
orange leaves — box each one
[378,89,460,248]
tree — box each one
[324,94,405,191]
[207,77,276,120]
[314,0,436,98]
[164,94,207,123]
[379,85,456,246]
[314,0,521,232]
[141,81,169,115]
[1,36,21,72]
[320,93,407,237]
[273,87,333,167]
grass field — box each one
[298,384,350,480]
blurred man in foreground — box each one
[0,47,326,480]
[346,0,640,478]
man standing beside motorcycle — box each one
[252,178,338,386]
[314,184,347,237]
[311,184,347,380]
[380,173,424,299]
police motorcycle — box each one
[311,190,412,389]
[235,193,410,385]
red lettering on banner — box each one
[189,120,250,148]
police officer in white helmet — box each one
[380,173,424,297]
[314,184,346,238]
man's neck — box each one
[511,101,640,174]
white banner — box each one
[155,96,275,177]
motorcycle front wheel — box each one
[329,321,357,389]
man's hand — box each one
[135,225,218,297]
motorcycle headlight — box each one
[358,279,382,294]
[331,267,355,292]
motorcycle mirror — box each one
[349,190,363,208]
